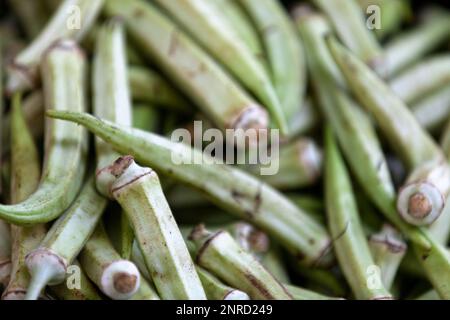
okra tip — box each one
[42,39,85,60]
[369,225,407,254]
[101,260,140,300]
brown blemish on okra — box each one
[113,272,138,294]
[243,273,276,300]
[408,193,432,219]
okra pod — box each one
[104,0,269,137]
[132,105,159,133]
[311,0,382,66]
[389,55,450,104]
[155,0,288,134]
[284,284,343,300]
[2,93,45,300]
[79,223,140,300]
[97,156,206,300]
[246,137,323,190]
[324,126,392,300]
[0,40,88,225]
[197,267,250,300]
[189,225,292,300]
[286,98,321,139]
[24,178,108,300]
[326,36,450,227]
[0,220,11,288]
[239,0,306,127]
[413,85,450,131]
[6,0,104,93]
[369,225,407,290]
[128,66,190,113]
[298,10,428,247]
[7,0,48,39]
[130,277,160,300]
[382,9,450,77]
[46,111,333,267]
[260,244,290,284]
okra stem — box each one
[369,225,407,290]
[7,0,104,93]
[239,0,306,127]
[189,225,292,300]
[46,111,333,267]
[155,0,288,134]
[0,40,88,224]
[79,223,140,300]
[326,36,449,227]
[104,0,269,138]
[97,156,206,300]
[324,126,392,300]
[196,267,250,300]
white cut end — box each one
[25,249,67,285]
[298,140,322,181]
[110,157,154,198]
[224,290,250,300]
[397,182,445,226]
[101,260,140,300]
[2,290,26,300]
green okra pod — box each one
[369,225,407,291]
[46,111,333,267]
[104,0,269,139]
[7,0,49,39]
[0,40,88,225]
[389,55,450,105]
[297,10,428,247]
[311,0,382,66]
[130,277,160,300]
[326,36,450,227]
[286,98,321,140]
[413,85,450,131]
[128,67,190,113]
[155,0,288,134]
[208,0,266,68]
[239,0,306,127]
[246,137,322,190]
[324,126,392,300]
[189,225,292,300]
[24,178,108,300]
[260,244,290,284]
[197,267,250,300]
[2,93,45,300]
[97,156,206,300]
[0,219,11,288]
[7,0,104,93]
[132,105,159,133]
[381,9,450,77]
[79,223,140,300]
[49,261,102,300]
[284,284,343,300]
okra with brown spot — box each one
[0,40,88,225]
[239,0,306,128]
[6,0,104,93]
[97,156,206,300]
[369,225,407,290]
[324,126,392,300]
[189,225,292,300]
[79,223,140,300]
[46,111,333,267]
[155,0,288,134]
[326,36,450,227]
[2,92,45,300]
[103,0,269,140]
[196,266,250,300]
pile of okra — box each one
[0,0,449,301]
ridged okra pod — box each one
[128,67,190,113]
[327,36,450,227]
[246,137,322,190]
[413,85,450,131]
[311,0,381,66]
[2,93,45,300]
[189,225,292,300]
[284,284,343,300]
[196,267,250,300]
[0,40,88,224]
[7,0,104,93]
[104,0,269,139]
[79,223,140,300]
[239,0,306,128]
[324,127,392,300]
[297,9,429,248]
[155,0,288,134]
[369,225,407,290]
[381,10,450,77]
[97,156,206,300]
[24,178,108,300]
[389,55,450,105]
[130,277,160,300]
[46,111,333,267]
